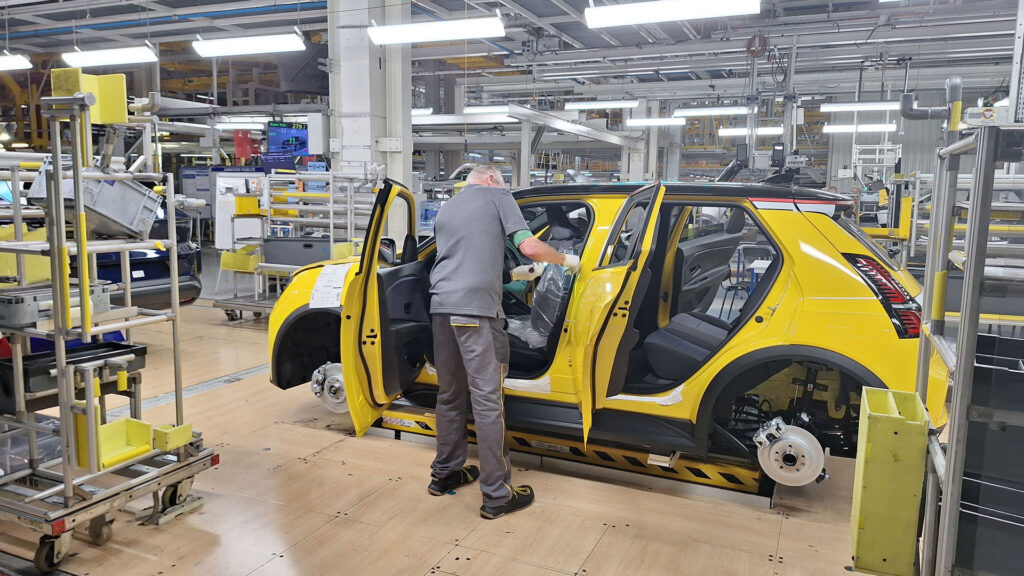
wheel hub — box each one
[753,417,827,486]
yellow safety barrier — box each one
[851,388,929,576]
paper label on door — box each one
[309,263,352,309]
[131,270,145,279]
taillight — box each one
[845,254,921,339]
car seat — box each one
[675,209,746,315]
[641,258,780,385]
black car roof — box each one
[513,182,849,203]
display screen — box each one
[268,121,309,155]
[263,151,297,171]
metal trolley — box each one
[0,93,215,573]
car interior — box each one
[620,203,780,396]
[372,200,592,399]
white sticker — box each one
[424,363,437,375]
[309,263,352,309]
[131,270,145,279]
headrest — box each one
[547,207,579,241]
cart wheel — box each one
[161,482,187,509]
[88,516,113,546]
[33,537,58,574]
[224,310,240,321]
[252,312,263,319]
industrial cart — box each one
[0,93,215,573]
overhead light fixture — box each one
[823,123,898,134]
[215,122,265,131]
[820,101,901,113]
[367,16,505,45]
[463,105,509,114]
[62,45,157,68]
[0,51,31,71]
[493,155,506,161]
[673,105,752,117]
[193,32,305,58]
[412,107,434,116]
[719,126,783,137]
[585,0,760,29]
[565,99,640,110]
[626,117,688,127]
[10,142,29,149]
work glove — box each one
[509,264,543,282]
[561,254,581,272]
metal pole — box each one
[44,109,75,506]
[166,173,184,427]
[921,452,941,576]
[934,125,999,576]
[69,109,92,344]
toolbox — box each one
[0,283,112,327]
[0,342,147,414]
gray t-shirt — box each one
[429,184,529,318]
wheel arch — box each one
[695,345,887,456]
[271,305,342,390]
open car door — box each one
[340,178,417,436]
[569,182,666,444]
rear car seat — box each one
[643,258,779,383]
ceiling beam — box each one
[497,0,585,49]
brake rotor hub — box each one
[753,417,828,486]
[311,362,348,414]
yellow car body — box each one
[269,179,948,494]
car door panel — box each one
[340,179,416,436]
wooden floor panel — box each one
[0,304,858,576]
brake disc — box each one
[753,417,827,486]
[311,363,348,414]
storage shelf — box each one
[0,238,168,257]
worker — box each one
[427,164,580,519]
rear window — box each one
[837,216,901,271]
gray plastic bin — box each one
[28,163,161,239]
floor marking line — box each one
[108,363,269,419]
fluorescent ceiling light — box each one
[585,0,760,29]
[672,105,751,117]
[368,16,505,45]
[220,115,272,123]
[493,156,506,161]
[0,52,32,71]
[62,45,157,68]
[565,99,639,110]
[823,123,898,134]
[215,123,265,131]
[10,142,29,149]
[626,117,688,127]
[719,126,783,137]
[412,107,434,116]
[463,105,509,114]
[193,33,305,58]
[820,101,901,113]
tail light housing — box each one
[845,254,921,338]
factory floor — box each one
[0,303,857,576]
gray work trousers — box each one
[430,313,513,506]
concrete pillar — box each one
[645,100,660,179]
[516,120,532,189]
[441,72,460,175]
[622,99,646,181]
[384,0,413,189]
[665,100,682,181]
[423,65,442,180]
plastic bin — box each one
[75,415,152,470]
[27,162,161,239]
[152,423,192,451]
[850,388,928,576]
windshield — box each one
[837,216,902,271]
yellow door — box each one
[340,178,416,436]
[571,183,666,443]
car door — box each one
[340,178,416,436]
[569,182,665,442]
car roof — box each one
[513,182,848,203]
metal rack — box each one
[0,93,215,573]
[212,170,375,320]
[915,124,1024,576]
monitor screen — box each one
[268,121,309,156]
